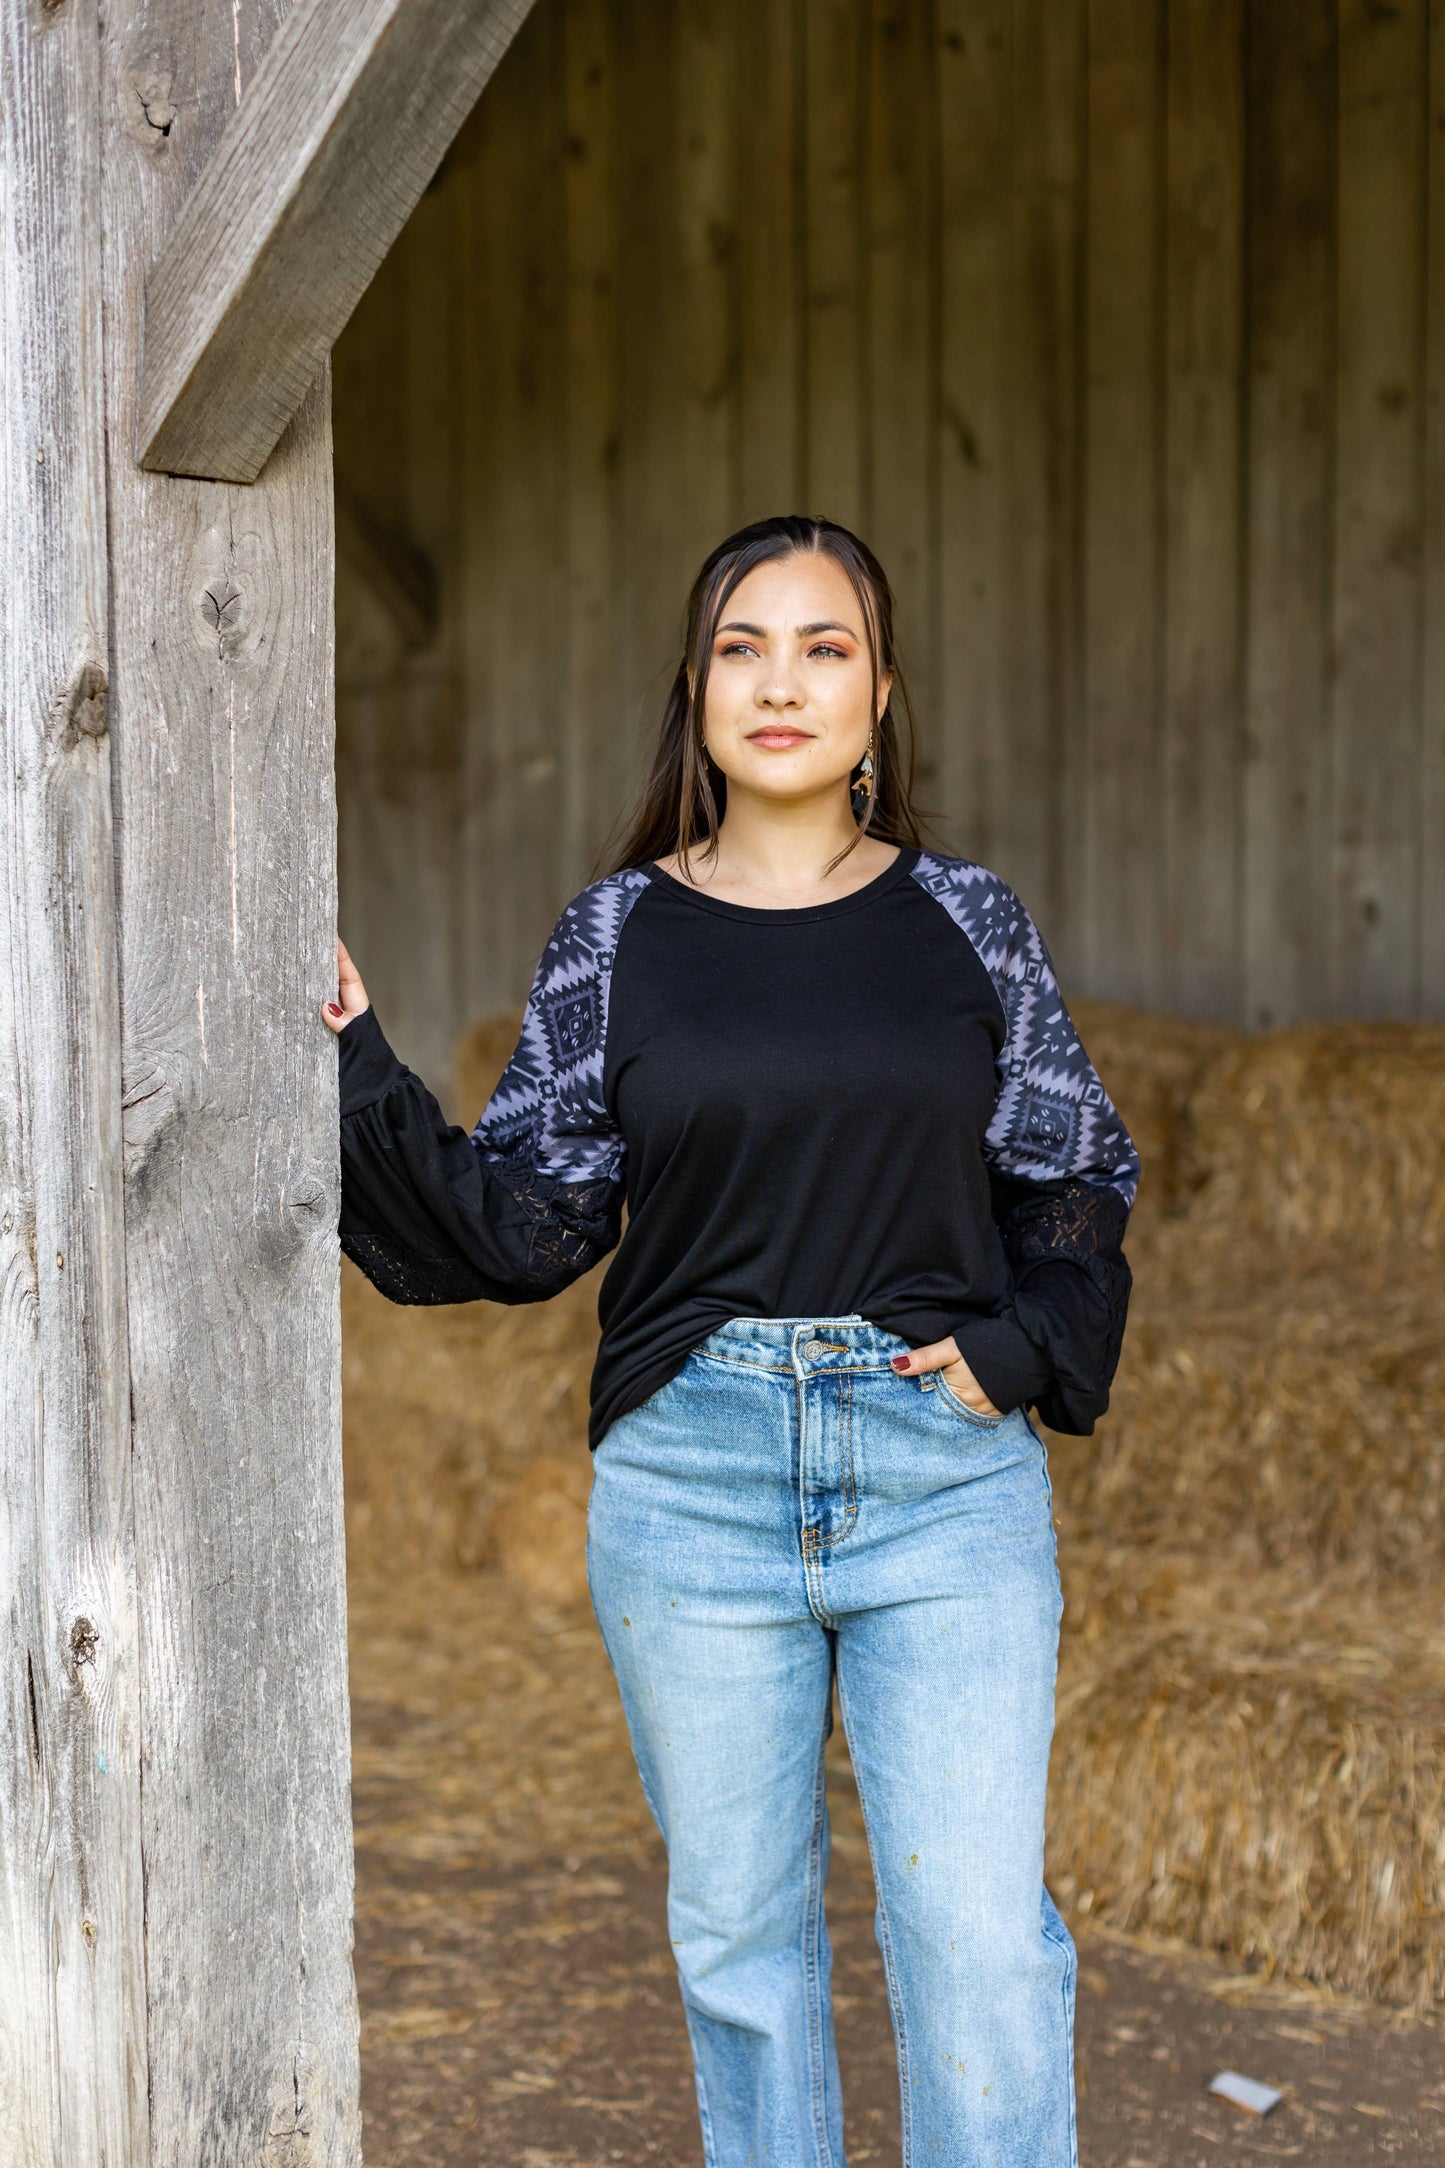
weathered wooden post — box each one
[1,6,147,2162]
[4,0,537,2157]
[99,0,360,2154]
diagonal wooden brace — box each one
[137,0,538,484]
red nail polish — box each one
[890,1354,910,1372]
[327,1003,343,1018]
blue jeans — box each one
[587,1316,1077,2168]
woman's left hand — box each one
[890,1336,1002,1417]
[322,936,371,1035]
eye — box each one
[717,640,759,659]
[808,642,849,661]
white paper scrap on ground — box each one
[1208,2070,1283,2117]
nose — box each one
[758,667,803,710]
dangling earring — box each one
[852,729,876,804]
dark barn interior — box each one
[329,3,1445,2160]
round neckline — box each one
[643,844,919,924]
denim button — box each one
[800,1339,829,1360]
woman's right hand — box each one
[322,937,371,1035]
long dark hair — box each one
[598,514,925,877]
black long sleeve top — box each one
[338,847,1140,1447]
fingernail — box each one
[327,1003,343,1018]
[890,1354,910,1372]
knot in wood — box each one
[127,70,176,149]
[69,1616,100,1668]
[48,659,109,750]
[201,579,244,657]
[121,1060,179,1189]
[285,1176,330,1223]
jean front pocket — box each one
[933,1370,1009,1427]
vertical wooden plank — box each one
[335,206,464,1090]
[613,0,738,760]
[500,4,567,995]
[1241,0,1337,1029]
[673,0,739,569]
[394,176,467,1083]
[100,1,360,2157]
[736,0,804,521]
[561,0,625,883]
[801,0,869,528]
[1426,0,1445,1011]
[1332,0,1427,1014]
[935,0,1012,861]
[460,9,568,1009]
[1008,0,1086,951]
[1081,0,1165,1004]
[0,5,147,2163]
[615,3,685,767]
[1162,0,1245,1018]
[867,0,939,791]
[456,94,504,1012]
[333,237,427,1069]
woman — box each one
[326,514,1139,2168]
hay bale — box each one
[342,1269,497,1574]
[1176,1023,1445,1267]
[342,1259,599,1582]
[1068,1000,1237,1227]
[1048,1554,1445,2013]
[1049,1272,1445,1586]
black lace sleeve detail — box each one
[338,1231,500,1307]
[337,1016,625,1309]
[338,1162,623,1309]
[990,1173,1133,1435]
[993,1173,1128,1269]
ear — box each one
[876,672,893,723]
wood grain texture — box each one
[1162,0,1245,1016]
[615,0,686,832]
[1332,0,1427,1014]
[801,0,868,531]
[560,0,625,890]
[394,176,468,1088]
[673,0,738,572]
[867,0,938,782]
[736,0,804,521]
[0,6,147,2164]
[1426,0,1445,1006]
[102,0,360,2157]
[454,86,506,1023]
[138,0,538,483]
[487,3,568,992]
[1241,0,1337,1029]
[334,242,460,1084]
[1082,0,1166,1005]
[1003,0,1084,949]
[936,0,1012,862]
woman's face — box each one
[700,552,890,807]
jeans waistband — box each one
[696,1315,907,1374]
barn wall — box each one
[334,0,1445,1076]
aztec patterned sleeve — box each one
[336,870,652,1307]
[910,854,1142,1435]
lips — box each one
[746,729,813,749]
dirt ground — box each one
[349,1569,1443,2167]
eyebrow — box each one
[715,620,859,639]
